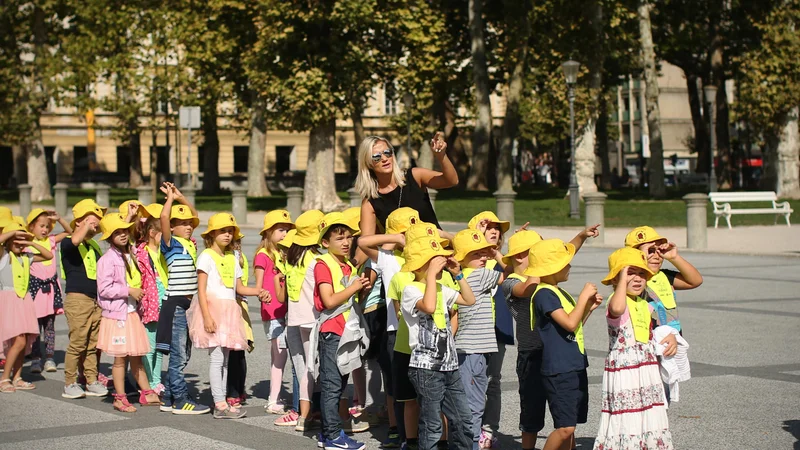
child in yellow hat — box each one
[156,182,209,414]
[399,233,476,450]
[526,239,603,450]
[0,223,54,393]
[60,198,108,400]
[593,247,674,449]
[190,213,268,419]
[624,226,702,333]
[25,208,72,374]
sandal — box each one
[113,393,137,413]
[12,379,35,390]
[0,379,15,393]
[139,389,160,406]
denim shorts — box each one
[542,369,589,429]
[263,318,286,343]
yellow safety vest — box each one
[11,253,31,298]
[31,237,53,266]
[627,295,651,344]
[173,237,197,264]
[60,238,103,281]
[202,249,238,288]
[408,281,448,330]
[646,271,677,309]
[316,252,356,322]
[286,250,315,302]
[124,254,142,289]
[257,248,286,274]
[240,252,249,286]
[531,283,584,354]
[146,245,169,290]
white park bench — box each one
[709,191,793,229]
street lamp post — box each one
[704,85,718,193]
[402,93,415,169]
[562,60,581,219]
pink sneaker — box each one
[479,430,497,449]
[227,397,241,407]
[348,405,364,418]
[153,383,166,396]
[274,410,299,426]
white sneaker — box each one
[62,383,86,399]
[44,359,57,372]
[85,381,109,397]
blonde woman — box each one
[355,133,458,237]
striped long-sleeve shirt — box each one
[454,267,501,354]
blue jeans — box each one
[319,332,349,440]
[459,353,490,449]
[409,367,472,450]
[163,304,191,403]
[292,364,300,412]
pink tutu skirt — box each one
[0,291,39,359]
[187,294,247,350]
[97,312,151,357]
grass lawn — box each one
[3,187,797,228]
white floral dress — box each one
[593,304,673,450]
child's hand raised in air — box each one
[581,224,600,239]
[514,222,530,234]
[445,256,462,277]
[160,183,174,200]
[579,282,599,304]
[657,241,679,261]
[427,256,448,279]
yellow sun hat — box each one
[143,203,164,219]
[400,236,453,272]
[278,229,297,248]
[119,200,144,218]
[292,210,325,246]
[99,213,134,241]
[624,226,667,248]
[169,204,200,229]
[468,211,511,234]
[71,199,107,229]
[342,207,361,236]
[386,207,421,235]
[602,247,655,286]
[0,207,13,230]
[201,212,240,238]
[2,222,31,236]
[405,222,449,248]
[260,210,295,235]
[523,239,576,278]
[452,228,495,262]
[26,208,50,226]
[502,230,544,265]
[318,211,357,244]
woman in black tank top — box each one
[354,133,459,237]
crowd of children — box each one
[0,181,703,450]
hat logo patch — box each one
[178,207,185,213]
[430,240,439,250]
[636,231,646,242]
[283,212,289,219]
[426,228,434,236]
[229,216,235,223]
[410,217,417,225]
[319,221,326,230]
[471,233,481,243]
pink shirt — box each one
[96,248,133,320]
[29,236,57,318]
[254,252,287,321]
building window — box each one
[149,146,169,174]
[73,146,89,173]
[384,83,397,115]
[44,146,56,185]
[116,146,131,178]
[233,146,249,173]
[275,146,294,174]
[198,146,205,173]
[0,147,12,188]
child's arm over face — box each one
[660,242,703,290]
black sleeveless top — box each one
[369,168,441,231]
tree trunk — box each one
[247,99,270,197]
[435,97,470,189]
[576,0,604,195]
[638,0,667,198]
[351,104,366,175]
[201,102,220,194]
[128,119,143,187]
[467,0,492,191]
[417,109,438,170]
[597,92,612,190]
[302,118,345,212]
[26,125,52,201]
[12,145,27,186]
[716,83,732,189]
[497,23,529,193]
[775,107,800,199]
[686,73,709,174]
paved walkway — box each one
[1,244,799,449]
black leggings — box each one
[227,350,247,399]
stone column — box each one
[493,189,517,229]
[683,193,708,250]
[231,186,248,224]
[286,187,304,220]
[54,183,69,218]
[95,184,110,208]
[181,186,196,208]
[347,187,360,208]
[583,192,607,245]
[18,184,32,218]
[137,186,153,205]
[427,189,438,213]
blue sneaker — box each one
[160,396,173,412]
[171,398,211,415]
[382,427,401,448]
[317,433,325,448]
[324,430,366,450]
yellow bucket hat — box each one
[2,222,31,236]
[602,247,654,285]
[318,211,357,244]
[293,210,325,246]
[71,199,107,229]
[26,208,50,226]
[386,207,421,235]
[502,230,543,265]
[624,226,667,248]
[201,212,240,238]
[170,204,200,228]
[278,229,296,248]
[401,236,453,272]
[260,210,295,235]
[468,211,510,234]
[452,229,495,262]
[143,203,163,219]
[405,222,449,248]
[99,213,134,241]
[342,207,361,236]
[524,239,576,278]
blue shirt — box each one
[362,259,384,310]
[161,237,198,297]
[533,287,588,376]
[493,265,515,345]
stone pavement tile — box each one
[0,427,249,450]
[0,389,125,433]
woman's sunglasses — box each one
[371,148,394,162]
